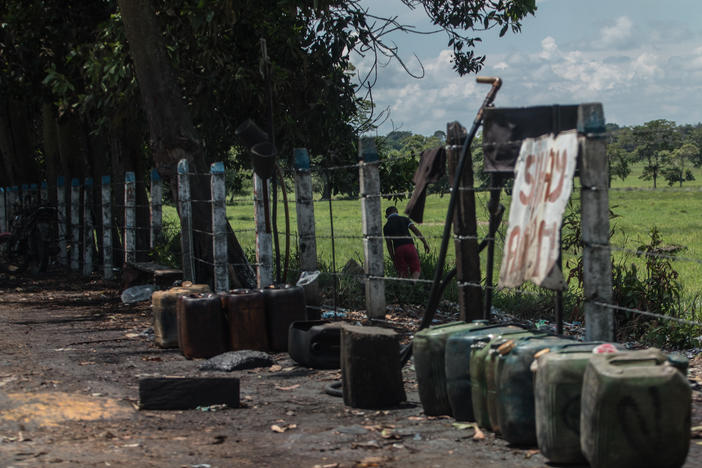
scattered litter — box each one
[351,440,381,450]
[322,310,347,319]
[334,425,368,435]
[275,384,300,391]
[196,404,228,412]
[296,270,321,286]
[452,422,485,440]
[198,351,275,372]
[271,424,296,433]
[120,284,156,304]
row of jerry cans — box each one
[151,283,317,358]
[414,321,692,468]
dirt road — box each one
[0,271,700,467]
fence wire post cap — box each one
[102,175,111,184]
[124,172,135,183]
[41,181,47,189]
[57,176,65,187]
[293,148,310,170]
[359,137,379,163]
[70,178,80,187]
[177,159,189,174]
[210,161,225,174]
[84,178,93,186]
[150,168,161,181]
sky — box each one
[355,0,702,136]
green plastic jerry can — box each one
[580,348,692,468]
[444,324,528,421]
[533,341,615,463]
[413,320,488,416]
[496,335,573,446]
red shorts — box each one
[393,243,420,277]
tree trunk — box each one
[118,0,254,288]
[41,101,60,208]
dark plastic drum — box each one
[262,284,307,352]
[221,289,268,351]
[176,293,227,359]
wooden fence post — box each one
[293,148,321,308]
[359,138,386,319]
[102,175,113,280]
[70,178,81,271]
[177,159,195,282]
[57,177,68,267]
[150,168,162,248]
[210,162,229,292]
[446,121,483,321]
[83,177,94,276]
[253,173,273,287]
[578,103,614,341]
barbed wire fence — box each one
[1,123,702,343]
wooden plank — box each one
[138,377,240,410]
[210,162,229,292]
[446,122,482,321]
[578,103,614,342]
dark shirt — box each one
[383,213,413,249]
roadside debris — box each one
[198,350,275,372]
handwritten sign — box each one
[499,130,578,290]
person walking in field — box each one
[383,206,430,279]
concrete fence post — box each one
[83,177,94,276]
[210,162,229,292]
[8,186,18,221]
[253,174,273,287]
[21,184,28,210]
[150,169,162,248]
[29,183,39,207]
[293,148,321,308]
[0,187,5,232]
[102,176,113,280]
[124,171,136,264]
[359,138,386,319]
[177,159,195,282]
[578,103,614,341]
[40,181,48,205]
[70,178,81,271]
[57,177,68,267]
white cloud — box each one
[594,16,633,49]
[539,36,559,60]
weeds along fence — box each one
[2,121,702,345]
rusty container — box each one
[580,348,691,468]
[444,324,529,421]
[496,335,573,446]
[533,342,615,463]
[262,284,307,352]
[176,293,228,359]
[413,320,489,416]
[151,283,211,348]
[221,289,268,351]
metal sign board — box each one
[482,105,578,174]
[498,130,579,290]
